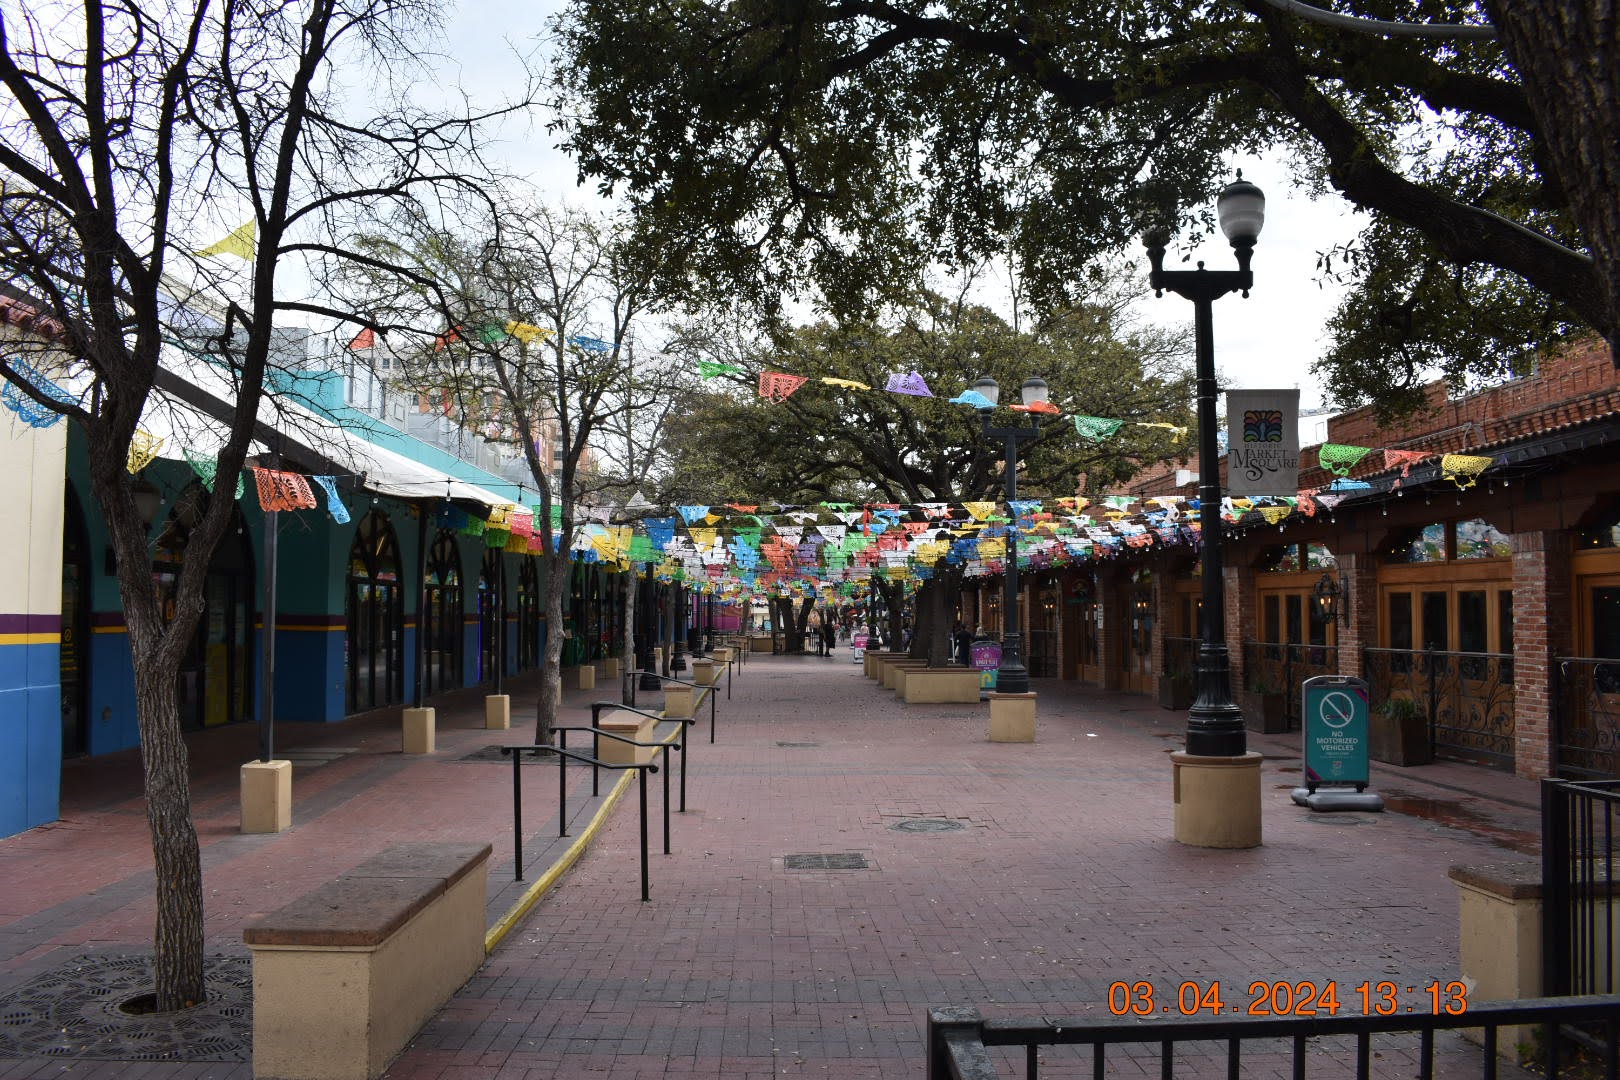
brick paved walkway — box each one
[0,649,1548,1078]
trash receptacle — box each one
[970,640,1002,691]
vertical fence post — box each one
[1543,778,1570,996]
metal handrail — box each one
[626,669,720,743]
[929,994,1620,1079]
[499,742,661,901]
[591,699,699,807]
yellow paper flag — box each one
[505,321,553,345]
[194,220,256,260]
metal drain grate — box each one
[784,852,869,870]
[889,818,966,833]
[776,742,820,748]
[0,953,251,1061]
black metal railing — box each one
[500,732,666,901]
[1543,778,1620,1003]
[927,995,1620,1079]
[1240,641,1342,729]
[1363,647,1516,769]
[627,669,719,744]
[1554,658,1620,779]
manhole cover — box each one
[0,954,251,1061]
[776,742,820,748]
[889,818,966,833]
[784,853,870,870]
[1304,815,1364,825]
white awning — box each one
[147,352,516,510]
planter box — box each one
[898,667,981,704]
[1371,706,1433,765]
[1158,678,1193,711]
[1240,691,1289,734]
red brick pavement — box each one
[0,651,1549,1078]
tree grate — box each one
[784,852,869,870]
[0,953,250,1061]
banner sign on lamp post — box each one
[1226,388,1301,496]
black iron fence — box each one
[1554,658,1620,779]
[1239,641,1342,729]
[1543,777,1620,1002]
[1363,647,1516,770]
[928,996,1620,1079]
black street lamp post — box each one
[971,375,1050,698]
[1143,175,1266,758]
[637,563,660,691]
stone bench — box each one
[244,842,492,1080]
[863,650,908,679]
[898,667,982,704]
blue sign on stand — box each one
[1301,675,1370,794]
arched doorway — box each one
[477,548,501,683]
[346,510,403,713]
[60,484,90,757]
[152,485,254,730]
[422,530,463,695]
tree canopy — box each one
[552,0,1616,414]
[658,284,1195,506]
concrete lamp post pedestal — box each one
[1170,751,1263,848]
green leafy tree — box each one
[552,0,1615,415]
[659,283,1195,659]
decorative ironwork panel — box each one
[1240,641,1342,728]
[1554,658,1620,779]
[1163,636,1197,680]
[1364,648,1515,769]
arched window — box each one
[347,510,403,713]
[151,484,254,730]
[422,530,463,694]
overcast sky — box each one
[433,4,1368,412]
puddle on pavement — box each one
[1382,792,1539,855]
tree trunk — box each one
[131,657,206,1009]
[1489,0,1620,356]
[535,554,566,745]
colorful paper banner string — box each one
[251,467,317,511]
[949,390,995,409]
[759,371,808,402]
[1318,443,1374,477]
[1384,448,1429,489]
[1072,415,1124,439]
[183,450,246,500]
[821,377,871,390]
[505,321,551,344]
[312,475,350,524]
[1132,421,1187,437]
[700,361,743,378]
[0,358,77,428]
[127,429,163,473]
[1011,400,1061,414]
[1441,453,1493,489]
[884,371,933,397]
[347,328,376,350]
[569,335,613,353]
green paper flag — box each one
[699,361,743,378]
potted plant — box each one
[1241,677,1289,734]
[1371,695,1433,766]
[1158,669,1194,710]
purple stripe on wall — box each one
[0,613,62,634]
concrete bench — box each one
[243,842,492,1080]
[863,650,908,679]
[898,667,982,703]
